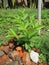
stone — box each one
[8,61,18,65]
[0,46,4,50]
[9,42,15,49]
[38,59,43,63]
[8,51,15,61]
[8,50,19,61]
[31,61,36,65]
[15,55,24,65]
[15,46,23,58]
[0,55,9,65]
[2,46,10,54]
[30,50,39,63]
[8,62,15,65]
[15,56,20,61]
[12,50,19,57]
[44,62,48,65]
[14,61,18,65]
[39,63,45,65]
[0,50,5,57]
[22,51,31,65]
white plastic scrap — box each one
[30,50,39,63]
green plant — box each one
[39,53,46,63]
[0,8,49,46]
[31,32,49,63]
[0,8,49,63]
[5,9,43,52]
[40,32,49,62]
